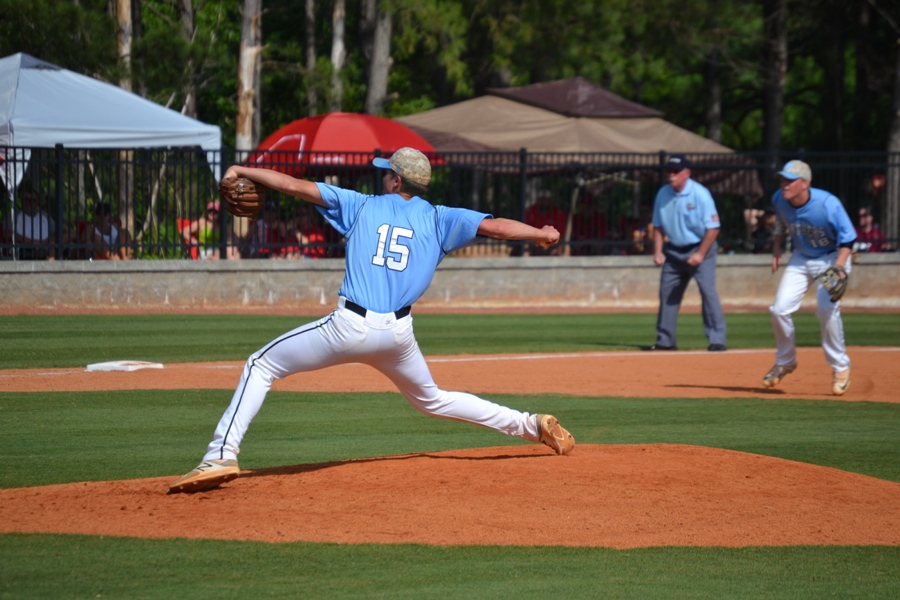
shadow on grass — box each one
[667,384,788,395]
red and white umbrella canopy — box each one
[248,112,437,176]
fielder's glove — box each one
[816,265,848,303]
[219,177,267,218]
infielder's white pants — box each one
[769,252,850,372]
[204,299,541,461]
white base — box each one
[86,360,164,372]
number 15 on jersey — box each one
[372,224,413,271]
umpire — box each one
[647,154,727,352]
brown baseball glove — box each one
[219,177,267,218]
[816,265,848,303]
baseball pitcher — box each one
[171,148,575,493]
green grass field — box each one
[1,312,898,599]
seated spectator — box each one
[14,189,57,260]
[525,192,567,256]
[181,200,240,260]
[248,200,292,259]
[628,204,654,255]
[743,207,766,231]
[751,209,777,254]
[572,199,628,256]
[853,206,888,253]
[286,204,327,259]
[79,201,132,260]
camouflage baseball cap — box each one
[372,147,432,187]
[778,160,812,182]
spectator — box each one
[13,189,57,260]
[80,201,131,260]
[751,209,777,254]
[525,191,567,255]
[181,200,240,260]
[249,200,291,259]
[853,206,887,253]
[628,204,654,255]
[286,204,327,259]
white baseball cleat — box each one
[536,414,575,455]
[832,368,850,396]
[169,459,239,493]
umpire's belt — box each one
[344,299,411,320]
[665,242,701,253]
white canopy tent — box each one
[0,52,222,195]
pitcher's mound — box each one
[2,444,898,548]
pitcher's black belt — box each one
[344,299,411,319]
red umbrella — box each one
[247,112,438,176]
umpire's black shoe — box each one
[644,344,677,351]
[708,344,727,352]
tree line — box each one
[3,0,898,156]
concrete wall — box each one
[2,253,898,312]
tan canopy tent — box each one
[397,77,734,154]
[397,77,762,200]
[398,96,734,155]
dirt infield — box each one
[2,346,899,547]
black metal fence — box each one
[2,145,896,261]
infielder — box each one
[763,160,856,395]
[170,147,575,493]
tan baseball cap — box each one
[372,147,431,187]
[778,160,812,182]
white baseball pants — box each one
[769,252,851,372]
[203,298,541,461]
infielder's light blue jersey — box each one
[772,187,856,259]
[316,183,489,312]
[652,179,720,247]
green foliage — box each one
[0,0,118,79]
[134,12,191,100]
[132,217,189,259]
[1,0,897,151]
[136,1,242,138]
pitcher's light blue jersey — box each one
[315,183,489,312]
[772,187,856,259]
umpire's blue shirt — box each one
[652,178,720,247]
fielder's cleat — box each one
[169,459,239,493]
[762,363,796,388]
[536,414,575,455]
[832,368,850,396]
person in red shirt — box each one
[249,201,292,259]
[287,204,327,259]
[525,192,567,255]
[853,206,888,253]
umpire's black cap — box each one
[666,154,691,171]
